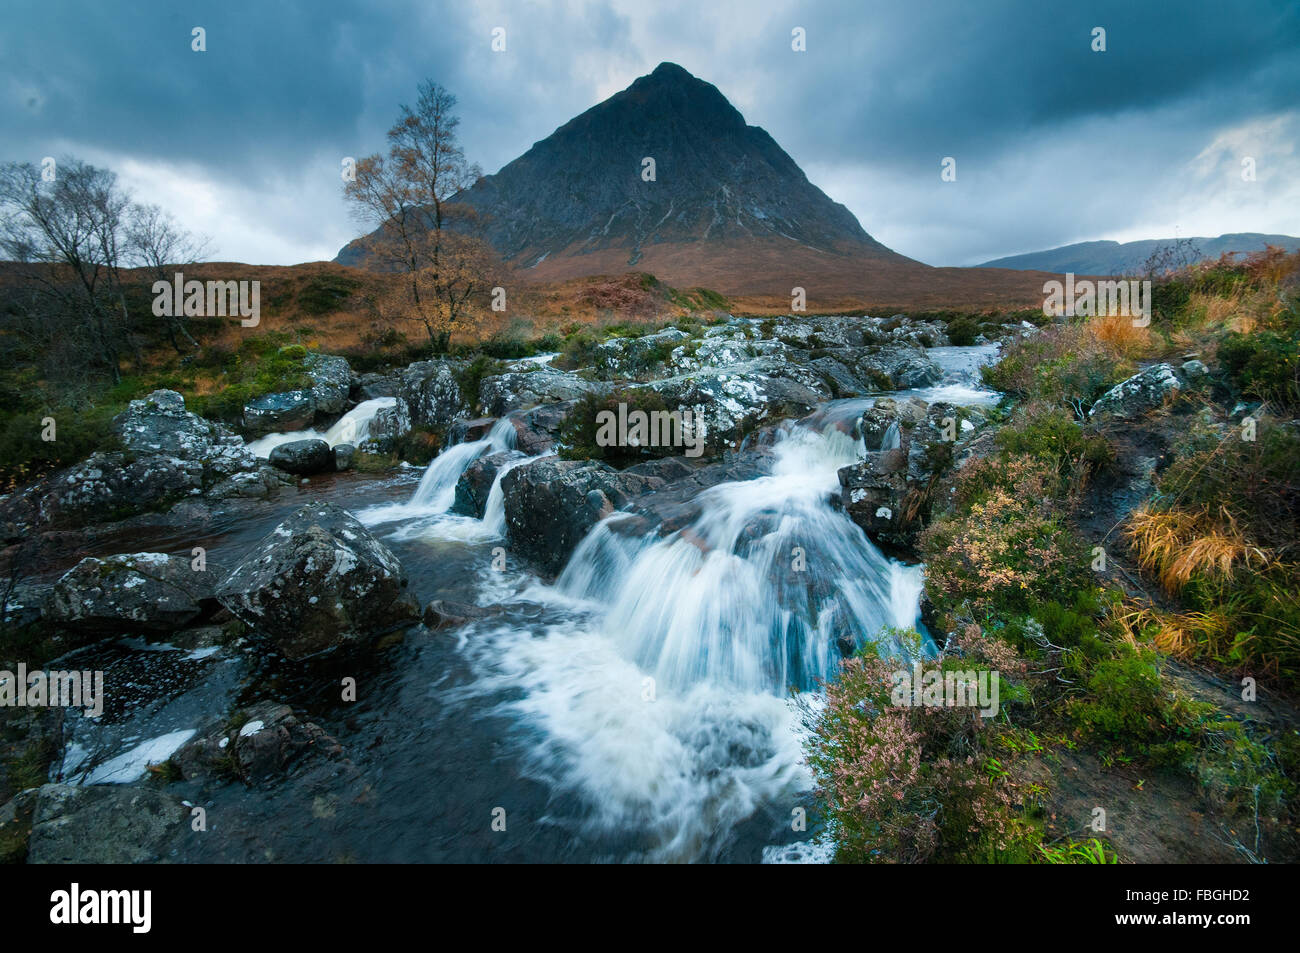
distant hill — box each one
[337,62,1052,307]
[977,234,1300,275]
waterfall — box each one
[556,422,925,693]
[453,418,928,859]
[409,417,517,511]
[244,397,396,458]
[880,419,902,451]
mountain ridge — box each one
[977,233,1300,275]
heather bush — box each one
[920,455,1092,618]
[803,628,1044,863]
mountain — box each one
[338,63,1053,305]
[977,233,1300,275]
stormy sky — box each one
[3,0,1297,267]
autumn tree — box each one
[344,81,498,353]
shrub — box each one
[558,388,680,466]
[1217,330,1299,406]
[803,628,1045,863]
[921,455,1092,618]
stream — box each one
[43,344,1001,863]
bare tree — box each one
[127,203,212,352]
[0,159,136,386]
[345,81,495,353]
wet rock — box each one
[215,502,419,659]
[839,455,911,548]
[399,361,467,429]
[447,417,499,445]
[508,402,572,454]
[502,459,666,575]
[453,449,527,518]
[45,552,220,639]
[243,389,316,436]
[27,783,186,864]
[891,353,944,388]
[1090,363,1182,420]
[356,371,401,400]
[480,368,607,416]
[333,443,356,472]
[173,701,352,785]
[305,353,355,415]
[268,438,334,475]
[359,397,412,452]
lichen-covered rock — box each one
[399,361,467,429]
[304,353,354,415]
[243,390,316,436]
[502,459,666,575]
[479,368,607,416]
[214,502,419,659]
[649,359,830,451]
[359,397,412,452]
[45,551,220,639]
[268,438,334,475]
[27,783,186,864]
[113,389,242,458]
[1090,363,1182,420]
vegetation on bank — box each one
[806,248,1300,863]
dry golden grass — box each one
[1087,312,1154,359]
[1125,505,1271,595]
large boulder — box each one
[649,359,830,451]
[508,402,572,455]
[838,450,912,549]
[242,390,316,436]
[45,552,219,639]
[1090,363,1182,420]
[453,449,528,518]
[480,369,608,416]
[501,459,666,575]
[304,353,354,415]
[113,389,239,457]
[399,361,467,429]
[215,502,419,659]
[26,783,187,864]
[268,438,334,475]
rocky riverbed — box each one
[0,311,1062,863]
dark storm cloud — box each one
[1,0,1296,266]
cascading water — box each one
[409,417,517,510]
[452,418,927,860]
[244,397,397,457]
[557,423,924,692]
